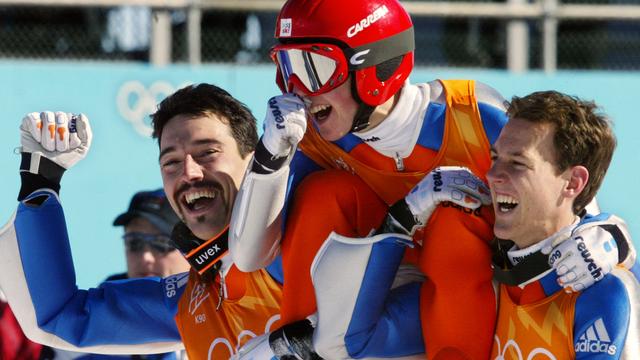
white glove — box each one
[262,94,307,159]
[20,111,92,170]
[543,218,620,292]
[232,333,275,360]
[405,166,492,227]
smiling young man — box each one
[487,91,640,359]
[0,84,284,359]
[280,91,639,360]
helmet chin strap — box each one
[350,102,375,133]
[349,72,375,133]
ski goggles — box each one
[124,232,176,255]
[271,43,349,96]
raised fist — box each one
[262,94,307,159]
[20,111,92,171]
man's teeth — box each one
[496,194,518,205]
[496,194,518,212]
[185,190,216,204]
[309,104,330,114]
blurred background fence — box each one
[1,0,639,72]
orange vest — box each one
[491,285,578,359]
[175,266,283,359]
[299,80,498,359]
[298,79,492,206]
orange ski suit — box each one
[279,80,506,359]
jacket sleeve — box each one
[229,150,320,272]
[0,189,185,354]
[574,268,640,359]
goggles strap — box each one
[343,27,415,70]
[172,222,229,276]
[351,102,375,133]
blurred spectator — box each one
[102,6,151,61]
[110,189,190,281]
[235,13,262,64]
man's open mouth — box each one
[496,194,518,213]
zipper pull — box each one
[216,275,224,310]
[394,152,405,171]
[216,284,223,310]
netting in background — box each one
[172,10,279,64]
[0,7,101,60]
[0,2,639,70]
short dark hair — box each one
[151,83,258,158]
[507,90,616,214]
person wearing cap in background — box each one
[111,189,190,281]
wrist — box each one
[376,199,419,235]
[251,139,289,174]
[18,172,61,201]
[20,152,66,183]
[269,319,322,360]
[18,153,65,201]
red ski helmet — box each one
[272,0,414,107]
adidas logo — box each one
[575,318,617,355]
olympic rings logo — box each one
[493,335,557,360]
[207,314,281,359]
[116,80,191,137]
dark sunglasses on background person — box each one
[123,232,176,255]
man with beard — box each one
[0,83,284,359]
